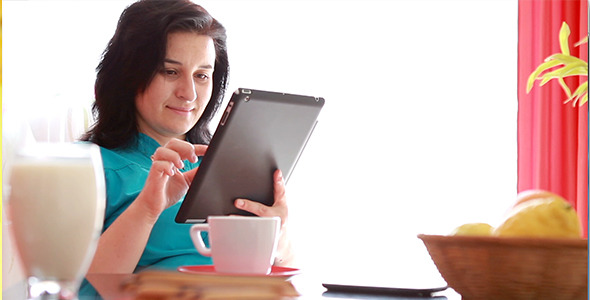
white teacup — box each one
[190,216,281,275]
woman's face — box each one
[135,32,216,144]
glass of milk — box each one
[6,143,106,300]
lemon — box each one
[493,196,581,238]
[513,189,562,208]
[451,223,494,236]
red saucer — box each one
[177,265,300,278]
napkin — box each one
[122,270,300,299]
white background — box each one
[3,0,518,287]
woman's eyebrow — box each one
[164,58,182,65]
[163,58,213,69]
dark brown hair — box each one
[82,0,229,148]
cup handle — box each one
[190,224,211,257]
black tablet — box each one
[322,283,448,298]
[175,88,324,223]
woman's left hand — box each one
[234,169,294,266]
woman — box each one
[81,0,293,275]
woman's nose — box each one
[176,75,197,102]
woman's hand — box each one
[234,169,295,266]
[139,139,207,221]
[234,170,288,224]
[89,139,206,274]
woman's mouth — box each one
[167,106,195,116]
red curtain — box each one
[518,0,588,237]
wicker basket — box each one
[417,234,588,300]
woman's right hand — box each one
[89,139,206,274]
[137,138,207,221]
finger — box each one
[234,199,269,217]
[150,160,178,177]
[182,167,199,185]
[193,144,208,157]
[163,139,207,163]
[273,169,287,206]
[152,147,185,170]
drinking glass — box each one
[6,143,106,300]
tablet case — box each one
[175,88,324,223]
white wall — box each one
[3,0,518,288]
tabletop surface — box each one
[4,273,461,300]
[84,273,460,300]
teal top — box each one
[99,133,212,271]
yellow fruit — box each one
[451,223,494,236]
[493,195,581,238]
[513,189,562,208]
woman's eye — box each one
[160,69,178,78]
[195,73,210,81]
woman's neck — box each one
[140,131,186,146]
